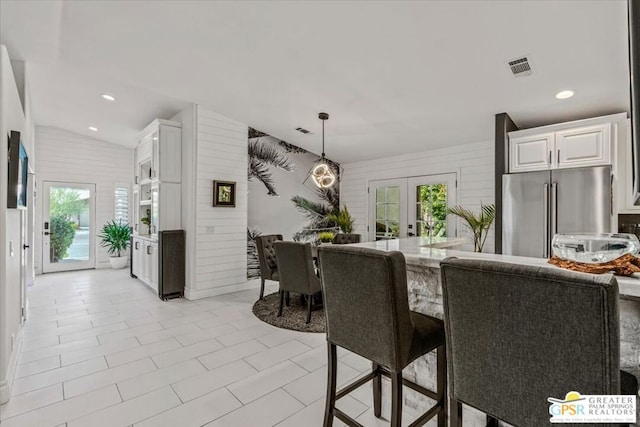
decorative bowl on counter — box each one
[551,233,640,264]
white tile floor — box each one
[0,268,431,427]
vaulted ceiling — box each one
[0,0,630,163]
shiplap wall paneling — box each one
[34,127,134,272]
[340,140,495,253]
[186,106,249,299]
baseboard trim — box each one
[0,328,22,404]
[184,279,261,300]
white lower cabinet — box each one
[132,236,158,293]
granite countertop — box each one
[352,237,640,300]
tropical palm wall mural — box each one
[247,127,340,278]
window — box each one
[114,185,129,224]
[375,186,401,240]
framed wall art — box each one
[213,180,236,207]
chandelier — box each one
[311,112,336,188]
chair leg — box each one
[323,343,337,427]
[450,398,463,427]
[306,294,312,324]
[285,291,290,307]
[390,372,402,427]
[278,291,284,317]
[373,363,382,418]
[437,345,447,427]
[259,278,265,300]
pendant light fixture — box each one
[311,112,337,188]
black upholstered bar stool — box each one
[255,234,282,300]
[318,246,447,427]
[440,257,639,427]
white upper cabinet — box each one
[508,114,620,173]
[132,119,182,237]
[510,132,554,172]
[555,123,610,168]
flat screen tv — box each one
[7,130,28,209]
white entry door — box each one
[42,182,96,273]
[369,174,457,241]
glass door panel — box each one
[369,179,407,241]
[42,182,96,273]
[408,174,457,242]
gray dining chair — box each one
[440,257,639,427]
[332,233,361,244]
[255,234,282,300]
[273,241,322,324]
[318,245,447,427]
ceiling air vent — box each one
[508,56,533,77]
[295,127,311,134]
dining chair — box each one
[273,241,322,324]
[332,233,361,244]
[440,257,639,427]
[255,234,282,300]
[318,245,447,427]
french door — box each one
[42,182,96,273]
[369,174,457,241]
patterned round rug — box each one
[252,292,325,333]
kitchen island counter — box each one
[349,237,640,423]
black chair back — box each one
[255,234,282,280]
[440,257,621,427]
[332,233,361,244]
[318,246,414,371]
[273,242,321,295]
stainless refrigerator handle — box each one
[551,182,558,242]
[543,183,549,258]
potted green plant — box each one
[141,209,151,235]
[326,205,355,234]
[447,203,496,253]
[99,220,131,269]
[318,231,336,245]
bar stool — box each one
[318,246,447,427]
[440,257,639,427]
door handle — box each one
[44,231,50,236]
[147,246,152,255]
[543,183,549,258]
[407,232,415,237]
[551,182,558,241]
[23,244,29,250]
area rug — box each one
[252,292,325,333]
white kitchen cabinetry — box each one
[555,123,610,168]
[509,114,620,173]
[131,119,183,297]
[132,236,158,292]
[509,132,554,172]
[132,119,182,237]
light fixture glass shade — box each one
[311,162,336,188]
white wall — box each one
[340,140,495,252]
[34,127,134,272]
[0,44,29,404]
[181,105,249,299]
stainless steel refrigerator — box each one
[502,166,612,258]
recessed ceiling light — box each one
[101,94,116,101]
[555,90,574,99]
[89,126,98,132]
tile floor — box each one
[0,269,431,427]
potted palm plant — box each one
[447,203,495,252]
[99,220,131,269]
[326,205,355,233]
